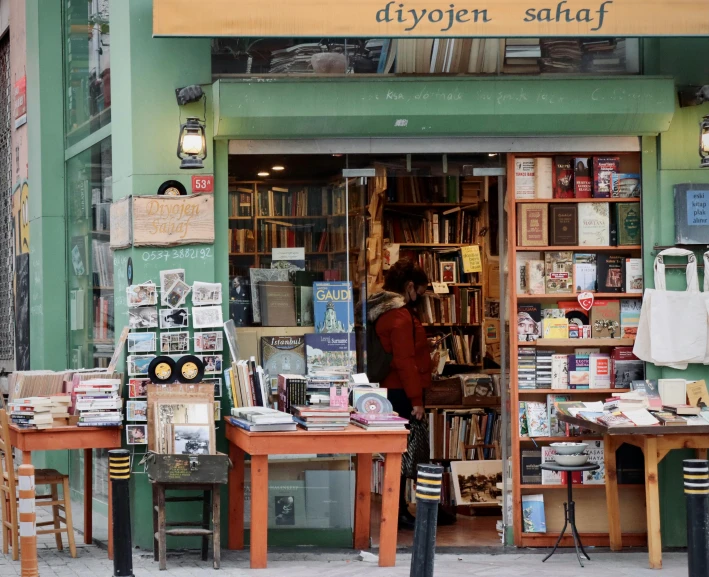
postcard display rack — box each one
[508,152,647,547]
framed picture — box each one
[127,332,157,353]
[193,306,223,329]
[164,279,192,309]
[128,378,150,399]
[127,283,158,307]
[439,261,457,284]
[172,424,214,455]
[195,331,223,352]
[127,355,156,376]
[126,424,148,445]
[127,400,148,421]
[154,400,213,455]
[160,308,189,329]
[129,306,158,329]
[192,281,222,306]
[160,269,185,305]
[450,460,503,506]
[160,331,190,354]
[267,481,306,528]
[205,378,222,398]
[200,355,222,374]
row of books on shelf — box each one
[517,202,641,247]
[393,248,480,285]
[517,252,642,295]
[257,186,332,217]
[519,396,597,438]
[428,409,501,461]
[420,287,482,325]
[386,175,482,205]
[521,442,605,485]
[91,239,113,288]
[256,222,332,253]
[93,294,115,341]
[514,156,640,200]
[385,208,480,244]
[438,330,481,366]
[517,346,642,390]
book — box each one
[260,336,307,394]
[582,440,605,484]
[622,409,660,427]
[543,318,569,338]
[525,401,550,437]
[521,449,542,483]
[541,446,563,484]
[514,158,536,199]
[548,394,570,433]
[517,304,541,342]
[249,268,289,324]
[620,298,641,338]
[516,252,542,293]
[573,253,596,293]
[517,204,548,247]
[687,380,709,408]
[518,349,537,389]
[259,281,296,327]
[573,157,592,198]
[553,156,574,199]
[597,413,634,427]
[534,157,553,199]
[616,203,641,246]
[674,184,709,245]
[578,202,610,246]
[631,379,664,410]
[230,276,253,327]
[551,356,569,390]
[658,379,687,406]
[525,260,545,295]
[305,333,357,377]
[625,258,643,294]
[544,251,573,294]
[589,354,611,389]
[313,281,354,333]
[611,347,643,389]
[590,300,621,338]
[593,157,620,198]
[521,494,547,532]
[662,404,701,416]
[612,173,641,198]
[549,205,578,246]
[596,255,625,293]
[518,402,529,435]
[654,412,689,426]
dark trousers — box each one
[388,388,415,512]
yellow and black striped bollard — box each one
[684,459,709,577]
[410,464,443,577]
[109,449,134,577]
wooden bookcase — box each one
[507,152,647,547]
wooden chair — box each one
[0,409,77,560]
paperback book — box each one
[260,336,306,393]
[313,281,354,333]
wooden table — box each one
[8,424,123,558]
[224,419,408,569]
[558,414,709,569]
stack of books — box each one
[291,405,351,431]
[74,378,123,427]
[351,412,408,431]
[229,407,297,432]
[8,395,72,429]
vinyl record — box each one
[149,356,177,384]
[355,393,393,414]
[157,180,187,196]
[175,355,205,384]
[566,310,589,327]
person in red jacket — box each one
[367,259,455,529]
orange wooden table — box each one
[8,424,122,558]
[224,419,408,569]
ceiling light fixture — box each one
[272,165,285,171]
[257,171,269,177]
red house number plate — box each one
[192,175,214,193]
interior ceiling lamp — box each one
[176,85,207,170]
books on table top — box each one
[350,413,408,426]
[291,405,351,418]
[662,404,701,416]
[621,409,660,427]
[231,406,295,424]
[227,416,297,432]
[654,412,689,426]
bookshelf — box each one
[508,151,646,548]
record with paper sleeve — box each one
[356,393,393,414]
[176,355,205,384]
[565,310,589,327]
[149,356,177,384]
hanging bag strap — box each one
[654,248,698,292]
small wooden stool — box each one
[152,483,221,570]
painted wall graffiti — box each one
[12,180,29,369]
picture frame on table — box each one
[154,399,213,455]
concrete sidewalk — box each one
[0,545,689,577]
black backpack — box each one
[365,310,416,383]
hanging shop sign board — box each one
[154,0,709,37]
[110,194,215,249]
[14,76,26,129]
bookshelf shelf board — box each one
[533,338,635,347]
[519,436,603,442]
[422,323,481,327]
[398,243,467,248]
[516,293,642,301]
[515,245,641,252]
[229,216,253,221]
[520,484,643,490]
[515,197,640,204]
[386,202,480,209]
[519,388,625,395]
[256,215,332,220]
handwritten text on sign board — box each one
[154,0,709,38]
[132,195,215,247]
[687,191,709,226]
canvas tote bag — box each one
[634,248,707,369]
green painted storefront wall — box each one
[214,76,676,139]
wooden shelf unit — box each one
[508,151,645,548]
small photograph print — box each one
[127,283,158,307]
[127,400,148,422]
[128,378,150,398]
[173,424,211,455]
[127,332,157,353]
[126,424,148,445]
[194,331,223,352]
[192,281,223,306]
[127,355,156,376]
[160,308,189,329]
[193,306,223,329]
[274,496,296,526]
[160,269,186,305]
[439,261,457,284]
[201,355,223,374]
[160,331,190,354]
[165,279,192,309]
[129,306,158,329]
[214,401,221,421]
[205,378,222,398]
